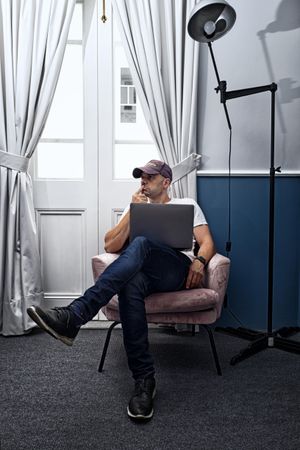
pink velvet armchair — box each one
[92,252,230,376]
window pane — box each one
[114,143,159,179]
[68,3,82,40]
[120,86,127,104]
[37,142,84,179]
[114,43,152,141]
[42,45,83,139]
[121,105,136,123]
[128,86,136,104]
[121,67,133,85]
[113,14,157,180]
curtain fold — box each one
[0,0,75,335]
[112,0,201,199]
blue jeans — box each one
[70,237,191,380]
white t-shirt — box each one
[167,198,207,260]
[121,197,207,261]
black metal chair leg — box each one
[202,325,222,376]
[98,321,120,372]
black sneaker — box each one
[127,376,156,420]
[27,306,80,346]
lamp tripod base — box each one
[216,326,300,365]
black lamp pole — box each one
[207,42,300,364]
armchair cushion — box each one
[106,288,218,314]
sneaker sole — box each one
[127,407,153,420]
[27,306,74,347]
[127,387,156,420]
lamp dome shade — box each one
[188,0,236,43]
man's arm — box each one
[104,188,147,253]
[185,224,216,289]
[104,211,130,253]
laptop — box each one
[129,203,194,250]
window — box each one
[113,18,159,179]
[120,68,136,123]
[36,2,159,180]
[36,2,84,179]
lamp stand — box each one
[207,42,300,365]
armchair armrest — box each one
[92,253,119,281]
[204,253,230,315]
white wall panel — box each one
[37,210,86,304]
[112,208,124,226]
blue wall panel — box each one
[197,176,300,329]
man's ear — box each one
[163,178,171,189]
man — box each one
[27,160,215,421]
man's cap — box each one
[132,160,172,181]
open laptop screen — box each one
[129,203,194,250]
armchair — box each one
[92,252,230,376]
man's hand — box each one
[185,259,205,289]
[132,188,148,204]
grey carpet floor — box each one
[1,327,300,450]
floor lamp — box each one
[188,0,300,365]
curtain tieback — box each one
[172,153,201,183]
[0,150,29,172]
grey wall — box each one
[197,0,300,172]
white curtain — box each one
[0,0,75,335]
[112,0,201,199]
